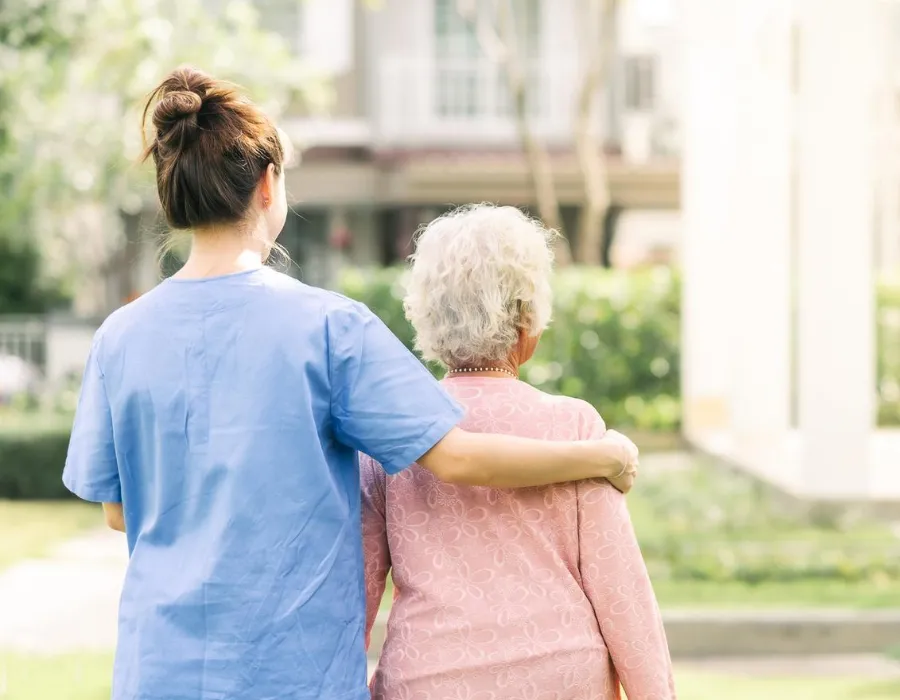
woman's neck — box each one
[174,226,266,280]
[447,357,520,379]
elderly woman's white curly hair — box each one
[403,203,557,368]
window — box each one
[494,0,541,117]
[434,0,483,117]
[623,55,656,112]
[433,0,542,119]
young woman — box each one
[62,67,640,700]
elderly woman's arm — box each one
[360,454,391,651]
[577,481,676,699]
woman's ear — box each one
[517,324,542,365]
[517,325,530,345]
[259,163,277,208]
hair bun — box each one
[152,90,203,143]
[141,65,286,231]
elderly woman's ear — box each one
[516,326,542,366]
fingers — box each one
[604,429,639,491]
[608,471,635,494]
[606,430,639,465]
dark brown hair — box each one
[142,66,284,231]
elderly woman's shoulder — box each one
[529,387,605,439]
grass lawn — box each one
[0,653,112,700]
[379,576,900,612]
[653,578,900,609]
[624,459,900,609]
[2,654,898,700]
[0,500,100,572]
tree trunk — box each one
[510,80,570,264]
[600,203,622,267]
[573,0,616,266]
[494,0,570,264]
[574,77,609,266]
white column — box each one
[728,1,793,486]
[679,0,739,441]
[794,0,882,498]
[302,0,354,74]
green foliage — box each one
[340,266,682,430]
[341,267,900,430]
[0,412,72,499]
[630,462,900,587]
[4,271,900,499]
[878,280,900,426]
[531,267,680,429]
[0,0,329,301]
[0,235,68,313]
[0,0,79,308]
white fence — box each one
[0,316,97,390]
[0,317,46,371]
[373,56,580,147]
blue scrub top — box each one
[63,267,464,700]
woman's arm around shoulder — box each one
[418,426,639,491]
[327,301,638,489]
[575,401,638,493]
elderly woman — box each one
[361,204,675,700]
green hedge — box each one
[0,413,72,499]
[630,462,900,587]
[878,281,900,426]
[342,266,900,431]
[2,267,899,499]
[340,266,682,430]
[632,463,900,586]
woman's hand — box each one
[598,429,639,494]
[102,502,126,532]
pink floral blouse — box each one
[361,376,676,700]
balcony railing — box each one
[373,56,580,147]
[0,317,46,372]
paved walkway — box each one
[0,528,127,654]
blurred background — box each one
[1,0,899,698]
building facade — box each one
[246,0,681,284]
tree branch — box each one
[455,0,507,64]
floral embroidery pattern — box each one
[362,377,676,700]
